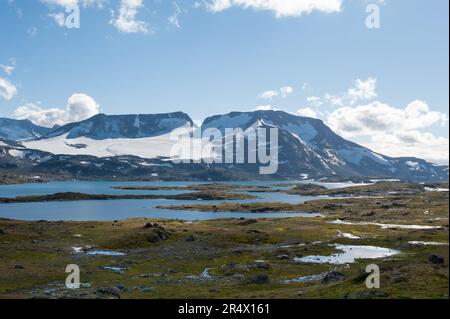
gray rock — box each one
[248,275,270,284]
[136,286,155,293]
[428,254,445,265]
[253,262,271,270]
[116,284,127,291]
[276,255,289,260]
[96,287,121,299]
[145,223,169,243]
[185,235,196,242]
[322,271,345,284]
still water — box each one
[0,180,359,221]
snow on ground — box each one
[425,187,449,192]
[338,147,390,166]
[8,149,25,158]
[406,161,420,171]
[23,126,216,161]
[281,122,317,143]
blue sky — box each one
[0,0,449,163]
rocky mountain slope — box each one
[0,111,448,182]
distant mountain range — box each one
[0,111,448,182]
[0,118,52,141]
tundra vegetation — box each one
[0,182,448,299]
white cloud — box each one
[111,0,149,33]
[259,86,294,99]
[0,60,15,75]
[14,93,101,127]
[259,90,279,100]
[327,100,449,163]
[362,131,449,165]
[327,100,448,137]
[253,105,280,111]
[305,77,377,108]
[306,96,323,107]
[49,12,66,27]
[41,0,105,9]
[0,77,17,100]
[168,2,182,28]
[206,0,343,17]
[41,0,78,8]
[347,77,377,104]
[280,86,293,98]
[296,107,317,118]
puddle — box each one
[281,273,327,284]
[72,247,83,254]
[200,268,213,279]
[86,250,126,256]
[294,244,400,265]
[337,230,360,239]
[331,219,442,230]
[408,241,448,246]
[425,187,449,192]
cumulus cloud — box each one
[0,60,15,75]
[296,107,317,118]
[362,131,449,165]
[347,77,377,105]
[327,100,448,137]
[280,86,294,98]
[206,0,343,17]
[306,96,323,107]
[14,93,101,127]
[0,77,17,100]
[259,86,294,100]
[327,100,449,163]
[305,77,377,108]
[259,90,279,100]
[111,0,149,33]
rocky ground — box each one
[0,186,448,299]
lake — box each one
[0,180,362,221]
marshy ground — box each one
[0,182,448,299]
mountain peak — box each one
[0,117,52,141]
[42,112,193,140]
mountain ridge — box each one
[0,110,448,182]
[0,117,52,141]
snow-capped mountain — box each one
[42,112,193,139]
[1,110,448,181]
[202,111,449,181]
[21,112,195,159]
[0,118,51,141]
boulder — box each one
[428,254,445,265]
[248,275,270,284]
[322,271,345,284]
[145,223,169,243]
